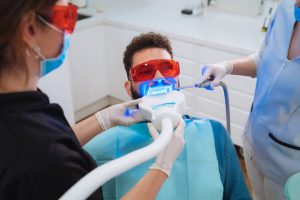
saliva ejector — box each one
[60,76,230,200]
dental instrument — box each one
[176,75,231,134]
[60,75,230,200]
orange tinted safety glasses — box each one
[43,3,78,34]
[130,59,180,82]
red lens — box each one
[51,3,78,33]
[130,59,180,82]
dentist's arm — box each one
[200,56,257,88]
[200,39,266,88]
[72,99,143,146]
[231,55,258,77]
[121,169,168,200]
[121,119,185,200]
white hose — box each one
[60,118,173,200]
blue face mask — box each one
[39,33,70,77]
[295,5,300,22]
[33,15,71,77]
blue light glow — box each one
[138,78,177,97]
[124,108,139,117]
[151,102,176,110]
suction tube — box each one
[60,118,174,200]
[219,81,231,135]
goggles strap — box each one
[37,15,64,34]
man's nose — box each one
[153,70,164,79]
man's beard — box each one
[130,85,142,100]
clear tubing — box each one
[60,118,173,200]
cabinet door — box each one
[171,38,198,116]
[196,46,256,146]
[69,25,109,111]
[38,58,75,125]
[106,25,141,101]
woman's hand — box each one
[95,99,144,130]
[148,118,186,176]
[200,61,233,88]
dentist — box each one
[0,0,185,199]
[201,0,300,199]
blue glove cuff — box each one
[295,5,300,22]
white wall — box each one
[38,58,75,125]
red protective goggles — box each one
[39,3,78,34]
[130,59,180,82]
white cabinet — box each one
[195,46,256,146]
[69,25,109,112]
[106,25,141,101]
[171,38,199,116]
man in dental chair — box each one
[84,32,251,200]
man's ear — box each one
[124,80,132,97]
[21,11,38,48]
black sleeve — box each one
[210,120,251,200]
[22,138,103,200]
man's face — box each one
[124,48,179,99]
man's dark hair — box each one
[123,32,173,79]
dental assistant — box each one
[201,0,300,199]
[0,0,185,199]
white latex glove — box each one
[200,61,233,88]
[95,99,143,130]
[148,118,185,176]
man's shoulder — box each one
[183,116,228,136]
[183,116,232,150]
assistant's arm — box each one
[72,99,143,145]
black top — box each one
[0,90,102,200]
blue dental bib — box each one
[84,118,223,200]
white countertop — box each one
[76,0,267,54]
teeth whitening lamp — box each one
[60,78,187,200]
[60,76,230,200]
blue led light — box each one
[151,102,176,110]
[124,108,139,117]
[138,78,177,97]
[147,85,173,96]
[124,108,131,117]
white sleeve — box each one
[248,41,266,69]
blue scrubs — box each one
[243,0,300,187]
